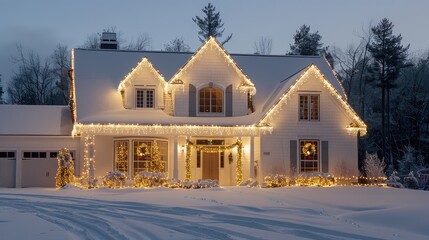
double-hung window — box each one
[136,89,154,109]
[199,87,223,113]
[299,95,319,121]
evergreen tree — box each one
[368,18,409,167]
[164,38,190,52]
[193,3,232,45]
[288,24,324,55]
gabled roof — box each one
[168,37,256,95]
[257,64,366,135]
[117,57,166,93]
[72,48,348,126]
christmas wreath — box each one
[302,142,317,157]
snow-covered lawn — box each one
[0,186,428,240]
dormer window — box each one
[136,88,154,109]
[199,86,223,113]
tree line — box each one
[0,3,427,173]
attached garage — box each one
[22,151,57,187]
[0,105,80,188]
[0,151,16,187]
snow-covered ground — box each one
[0,186,428,240]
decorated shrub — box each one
[264,175,291,188]
[55,148,75,188]
[134,171,167,188]
[294,172,335,187]
[103,171,127,188]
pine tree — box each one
[368,18,409,167]
[288,24,324,55]
[193,3,232,45]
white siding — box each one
[260,75,359,177]
[173,45,248,117]
[123,67,165,110]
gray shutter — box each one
[225,84,233,117]
[290,140,298,173]
[321,141,329,173]
[189,84,196,117]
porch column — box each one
[249,136,255,178]
[173,136,178,178]
[83,134,96,187]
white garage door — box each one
[0,151,16,188]
[22,151,59,187]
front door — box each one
[202,152,219,181]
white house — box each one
[0,37,366,187]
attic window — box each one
[136,89,154,109]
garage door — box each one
[22,151,58,187]
[0,151,16,188]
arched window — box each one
[199,87,223,113]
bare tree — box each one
[333,43,365,97]
[254,37,272,55]
[51,44,70,104]
[126,33,152,51]
[8,45,56,104]
[164,37,190,52]
[82,33,100,49]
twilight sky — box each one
[1,0,428,88]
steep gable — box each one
[168,37,256,95]
[118,57,166,92]
[117,57,167,110]
[257,64,367,135]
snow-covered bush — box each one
[103,171,127,188]
[364,152,386,178]
[295,172,335,187]
[403,171,419,189]
[240,178,258,187]
[264,175,291,188]
[134,171,167,188]
[174,179,219,189]
[387,171,403,188]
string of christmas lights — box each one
[72,123,272,137]
[257,64,367,136]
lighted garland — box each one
[186,138,243,185]
[185,143,192,181]
[302,143,317,157]
[55,148,75,188]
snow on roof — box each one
[0,105,73,135]
[73,48,345,125]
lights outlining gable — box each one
[167,36,256,95]
[257,64,367,136]
[72,123,273,137]
[117,57,166,93]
